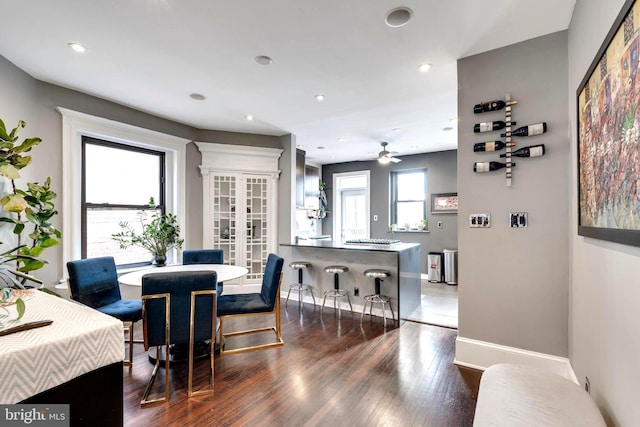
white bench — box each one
[473,364,606,427]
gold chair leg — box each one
[123,321,134,368]
[188,289,216,397]
[141,293,170,407]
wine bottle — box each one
[473,100,518,114]
[500,144,545,158]
[473,141,506,152]
[473,121,515,133]
[473,161,516,172]
[500,122,547,137]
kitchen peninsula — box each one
[279,240,421,319]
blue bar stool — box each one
[322,265,353,318]
[361,269,395,326]
[286,261,316,310]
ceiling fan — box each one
[378,142,402,164]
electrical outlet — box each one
[585,377,590,394]
[469,213,491,228]
[373,215,378,221]
[354,287,359,296]
[437,221,443,228]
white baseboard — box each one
[454,336,578,384]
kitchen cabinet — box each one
[296,149,305,207]
[304,164,320,209]
[196,142,283,292]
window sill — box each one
[388,230,430,234]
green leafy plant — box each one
[0,118,60,318]
[112,198,184,264]
[0,118,60,286]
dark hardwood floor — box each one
[123,300,480,426]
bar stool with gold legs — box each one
[361,269,395,326]
[321,265,353,318]
[286,261,316,310]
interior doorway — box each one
[407,279,458,329]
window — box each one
[59,107,189,274]
[82,137,165,266]
[391,169,427,229]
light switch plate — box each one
[469,213,491,228]
[510,212,528,228]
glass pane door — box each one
[341,189,368,240]
[244,176,269,282]
[212,175,237,266]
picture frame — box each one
[431,192,458,214]
[577,0,640,247]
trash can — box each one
[443,249,458,285]
[427,252,443,283]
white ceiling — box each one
[0,1,575,165]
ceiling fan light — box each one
[378,156,391,164]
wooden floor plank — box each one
[123,301,479,426]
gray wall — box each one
[457,31,569,356]
[322,150,458,275]
[569,0,640,424]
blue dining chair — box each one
[141,270,217,406]
[183,249,225,294]
[66,256,142,368]
[217,253,284,355]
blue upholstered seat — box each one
[182,249,224,265]
[143,271,217,346]
[217,253,283,316]
[66,256,143,367]
[183,249,224,294]
[217,253,285,355]
[141,270,218,405]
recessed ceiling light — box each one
[297,144,304,148]
[68,43,86,53]
[450,117,459,123]
[246,115,254,121]
[442,126,454,131]
[315,94,325,102]
[255,55,273,65]
[385,7,413,27]
[190,93,206,101]
[338,137,345,142]
[317,146,325,150]
[418,63,432,73]
[392,128,401,133]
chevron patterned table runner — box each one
[0,290,123,403]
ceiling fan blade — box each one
[390,157,402,163]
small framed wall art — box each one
[431,192,458,214]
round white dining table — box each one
[118,264,249,299]
[118,264,248,287]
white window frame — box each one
[58,108,189,273]
[332,170,370,241]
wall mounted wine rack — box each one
[472,93,547,187]
[504,93,514,187]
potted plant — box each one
[111,198,184,266]
[0,118,61,318]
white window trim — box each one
[58,107,189,273]
[332,170,370,241]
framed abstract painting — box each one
[577,0,640,247]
